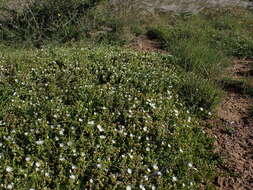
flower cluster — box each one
[0,46,214,189]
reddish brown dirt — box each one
[209,60,253,190]
[126,35,167,53]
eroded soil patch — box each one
[126,35,167,53]
[210,60,253,190]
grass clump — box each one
[145,8,253,113]
[146,24,227,113]
[0,46,217,189]
[176,74,223,116]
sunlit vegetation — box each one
[0,0,253,189]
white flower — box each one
[29,188,35,190]
[25,157,31,162]
[188,162,193,168]
[151,185,156,190]
[89,179,94,183]
[88,121,94,125]
[140,184,146,190]
[69,175,76,180]
[126,185,132,190]
[200,107,204,111]
[172,176,178,182]
[146,147,150,152]
[6,166,13,173]
[127,168,132,174]
[79,118,83,122]
[97,125,104,132]
[174,109,179,116]
[67,141,72,146]
[153,164,158,170]
[59,129,64,135]
[99,135,106,139]
[143,127,147,131]
[128,154,133,159]
[72,165,77,170]
[36,140,44,145]
[7,184,13,189]
[97,164,102,168]
[35,162,41,167]
[59,143,64,148]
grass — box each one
[144,8,253,113]
[1,1,253,189]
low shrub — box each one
[0,0,103,44]
[0,46,217,189]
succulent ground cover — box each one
[0,46,216,189]
[1,1,253,189]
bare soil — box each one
[209,60,253,190]
[126,35,167,53]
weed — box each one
[223,127,236,136]
[176,73,223,115]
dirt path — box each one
[126,35,167,53]
[210,60,253,190]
